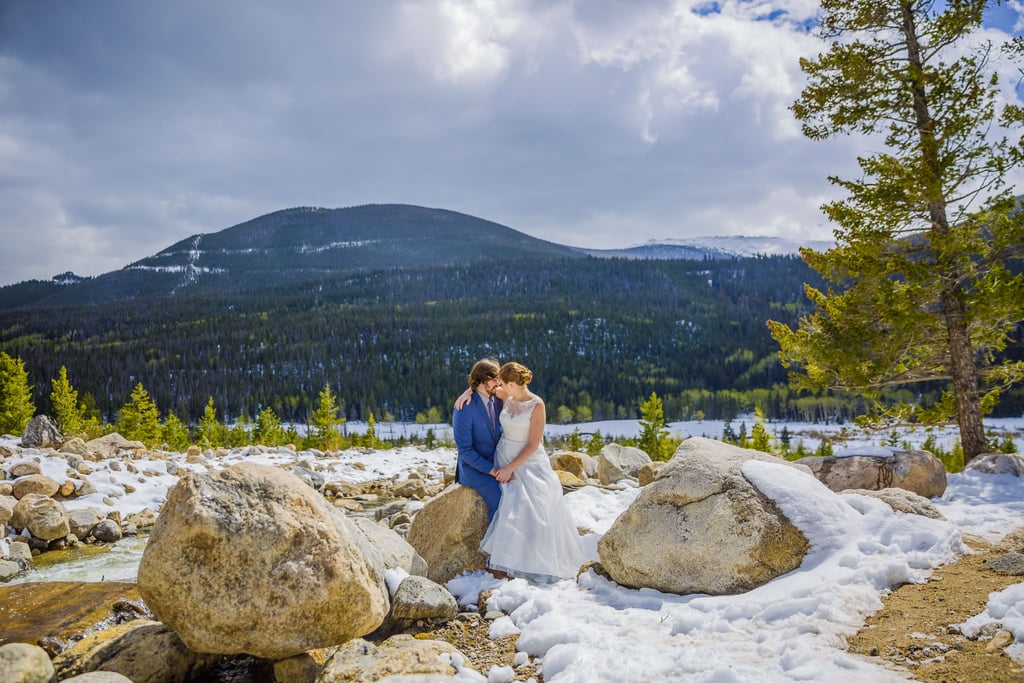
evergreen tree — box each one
[254,406,287,447]
[0,351,34,435]
[227,413,252,447]
[638,392,671,461]
[50,365,85,436]
[769,0,1024,463]
[161,412,191,451]
[750,408,773,454]
[586,430,604,456]
[196,397,226,448]
[116,382,160,446]
[309,383,345,451]
[363,412,383,449]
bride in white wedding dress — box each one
[480,362,587,582]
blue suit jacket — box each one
[453,393,503,486]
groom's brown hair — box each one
[468,358,500,390]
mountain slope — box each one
[0,204,582,308]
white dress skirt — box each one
[480,397,587,582]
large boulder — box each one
[598,437,811,595]
[136,463,388,660]
[796,448,946,498]
[965,453,1024,476]
[406,484,489,584]
[52,619,221,683]
[21,415,63,449]
[68,508,105,540]
[550,452,587,480]
[598,444,651,484]
[10,493,70,540]
[386,575,459,630]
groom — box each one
[452,358,503,521]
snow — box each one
[3,417,1024,681]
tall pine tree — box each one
[0,351,35,435]
[769,0,1024,463]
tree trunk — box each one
[942,289,988,463]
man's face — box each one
[483,377,500,397]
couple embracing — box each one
[452,358,586,582]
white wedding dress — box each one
[480,397,587,582]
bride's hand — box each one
[494,466,514,483]
[453,387,473,410]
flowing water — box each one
[6,536,148,585]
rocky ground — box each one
[847,531,1024,682]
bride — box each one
[478,361,587,582]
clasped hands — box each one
[491,465,515,483]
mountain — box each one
[580,236,833,260]
[0,204,582,309]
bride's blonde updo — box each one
[499,361,533,385]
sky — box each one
[2,1,1024,287]
[4,421,1024,681]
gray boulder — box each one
[350,516,428,577]
[598,443,651,484]
[387,575,459,630]
[965,452,1024,476]
[598,437,810,595]
[137,463,388,659]
[21,415,62,449]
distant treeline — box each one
[2,255,1022,425]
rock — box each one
[351,517,429,577]
[965,453,1024,476]
[9,461,42,478]
[0,559,22,581]
[387,575,459,629]
[598,437,810,595]
[840,488,946,519]
[0,494,15,525]
[318,635,462,682]
[124,508,157,531]
[136,462,388,659]
[52,619,221,683]
[0,582,144,654]
[638,461,666,486]
[60,437,89,456]
[12,474,61,499]
[598,444,651,484]
[274,652,322,683]
[983,552,1024,576]
[61,673,134,682]
[91,519,123,543]
[986,630,1015,652]
[83,433,145,460]
[406,484,489,585]
[185,445,202,458]
[0,642,55,683]
[21,415,63,449]
[68,508,105,539]
[8,540,33,564]
[796,448,946,498]
[556,469,586,492]
[550,452,587,480]
[10,493,70,540]
[393,478,430,499]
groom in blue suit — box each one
[452,358,504,520]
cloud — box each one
[0,0,1020,286]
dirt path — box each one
[847,530,1024,682]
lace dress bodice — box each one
[499,397,540,442]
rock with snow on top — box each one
[796,448,946,498]
[840,488,945,519]
[598,437,810,596]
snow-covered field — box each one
[3,417,1024,682]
